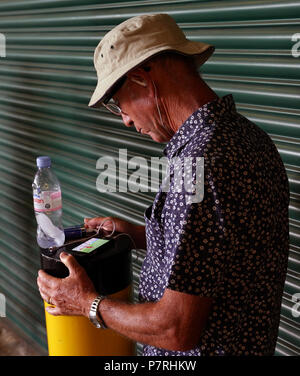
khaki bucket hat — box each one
[88,13,215,107]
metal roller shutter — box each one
[0,0,299,355]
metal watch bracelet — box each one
[89,295,107,329]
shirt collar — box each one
[163,94,236,159]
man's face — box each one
[113,77,172,143]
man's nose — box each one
[121,113,134,128]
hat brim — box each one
[88,41,215,107]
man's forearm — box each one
[38,252,210,353]
[132,225,146,249]
[88,295,178,351]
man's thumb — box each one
[60,252,81,275]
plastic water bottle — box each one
[32,156,65,249]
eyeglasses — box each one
[102,75,127,116]
[102,78,166,133]
[101,67,152,117]
[102,100,123,116]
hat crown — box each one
[94,14,186,79]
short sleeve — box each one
[163,156,226,298]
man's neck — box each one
[160,77,218,134]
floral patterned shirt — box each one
[139,94,290,356]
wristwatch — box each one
[89,295,107,329]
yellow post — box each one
[44,285,135,356]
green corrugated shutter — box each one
[0,0,299,355]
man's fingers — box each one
[37,269,59,288]
[46,305,62,316]
[39,287,50,303]
[84,216,113,230]
[84,217,103,228]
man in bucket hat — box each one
[38,14,289,356]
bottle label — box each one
[33,191,62,212]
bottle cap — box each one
[36,156,51,168]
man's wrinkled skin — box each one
[37,252,97,317]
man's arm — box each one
[95,287,212,351]
[38,253,212,352]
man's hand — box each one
[84,216,146,249]
[37,252,97,317]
